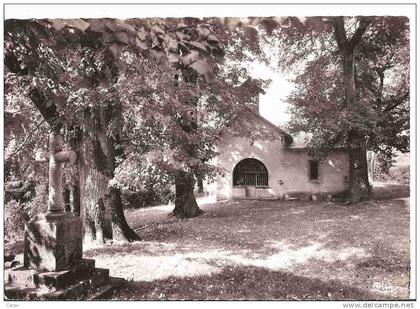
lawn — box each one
[82,183,411,300]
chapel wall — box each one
[213,134,349,200]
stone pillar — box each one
[48,132,76,212]
[24,132,82,271]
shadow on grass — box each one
[113,265,388,300]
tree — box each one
[4,18,228,236]
[4,17,291,233]
[4,19,139,242]
[275,16,409,202]
[110,18,272,218]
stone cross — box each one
[36,132,77,213]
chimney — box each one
[249,93,260,115]
[242,77,264,114]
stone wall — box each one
[213,133,349,200]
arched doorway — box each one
[233,158,268,198]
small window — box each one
[309,160,319,181]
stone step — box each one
[4,257,124,301]
[4,286,39,300]
[89,268,110,289]
[87,277,125,300]
[36,259,96,289]
[5,276,125,300]
[5,267,39,288]
[6,258,96,289]
[41,280,89,300]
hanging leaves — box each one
[243,27,258,43]
[197,26,211,39]
[109,43,122,59]
[181,50,199,66]
[150,48,164,60]
[114,32,129,44]
[168,53,179,63]
[188,41,208,53]
[135,37,148,50]
[207,34,220,43]
[137,27,148,41]
[189,60,210,75]
[49,19,68,31]
[49,18,90,32]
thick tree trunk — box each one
[332,17,372,203]
[78,105,140,243]
[343,53,371,202]
[171,71,203,218]
[172,171,203,219]
[348,147,371,203]
[343,52,356,105]
[109,186,141,241]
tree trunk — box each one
[68,129,81,216]
[332,16,372,203]
[343,52,371,202]
[78,104,140,243]
[348,147,371,203]
[172,171,203,218]
[109,186,141,241]
[197,176,204,193]
[343,51,356,106]
[70,184,81,216]
[171,70,202,218]
[63,186,71,212]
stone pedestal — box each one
[24,213,83,272]
[6,212,125,300]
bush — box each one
[389,166,410,185]
[27,183,49,216]
[122,186,175,209]
[4,180,35,204]
[5,199,29,242]
[375,166,410,185]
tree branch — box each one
[383,91,409,113]
[10,119,46,156]
[349,17,371,50]
[28,87,62,132]
[330,17,348,51]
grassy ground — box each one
[82,183,411,300]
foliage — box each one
[3,17,282,221]
[4,200,29,242]
[108,20,272,195]
[4,181,53,242]
[278,17,409,163]
[122,187,175,209]
[371,152,410,185]
[4,18,228,224]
